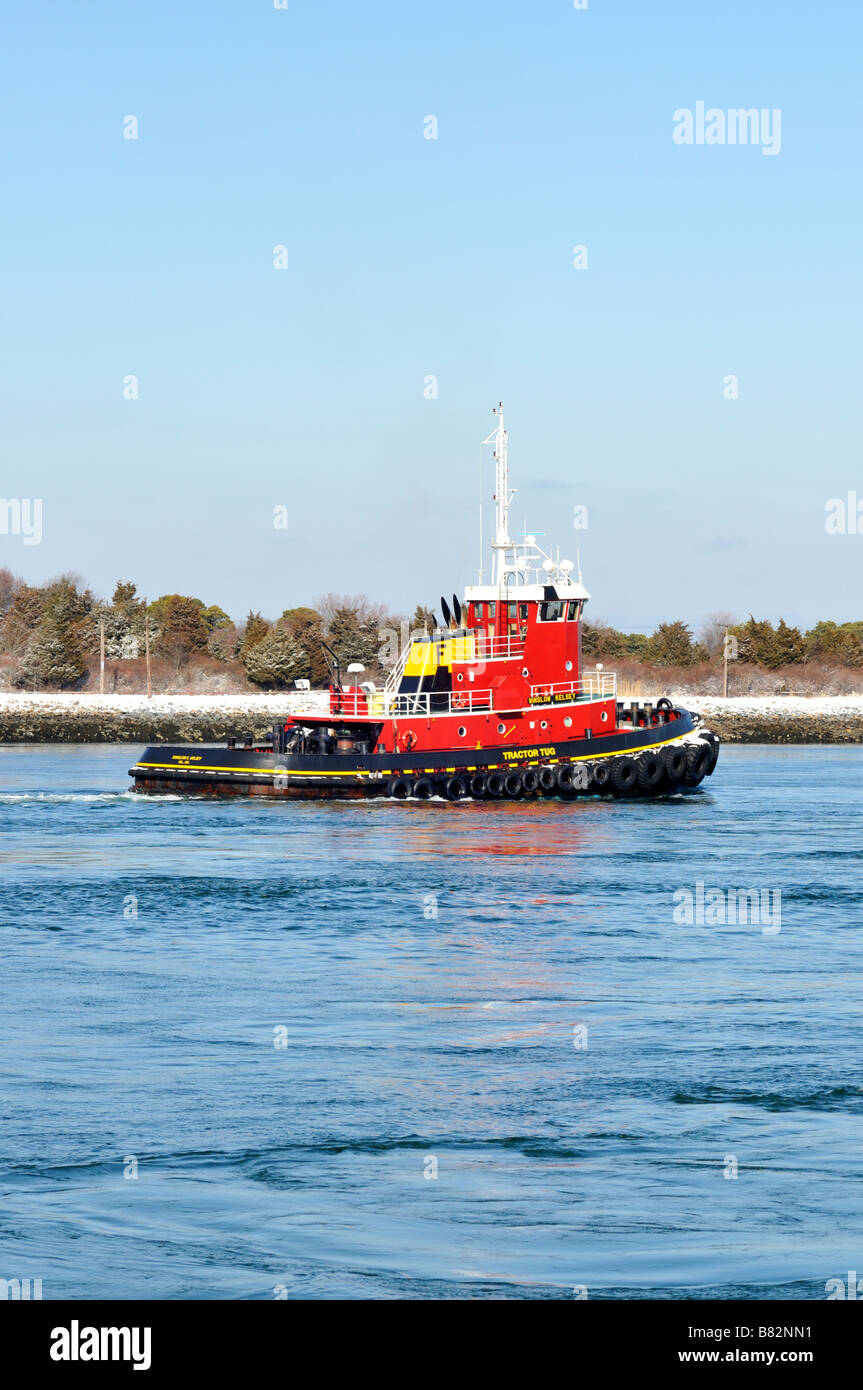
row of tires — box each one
[385,734,720,801]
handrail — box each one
[326,688,495,720]
[470,633,525,660]
[529,673,617,705]
[386,630,525,686]
[291,671,617,722]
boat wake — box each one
[0,791,183,804]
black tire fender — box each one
[611,757,638,794]
[446,775,468,801]
[539,765,557,792]
[684,742,712,786]
[503,771,522,797]
[555,763,575,792]
[637,753,665,790]
[592,762,612,791]
[661,745,687,782]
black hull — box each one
[129,708,714,799]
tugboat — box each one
[129,406,719,800]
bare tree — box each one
[0,567,22,614]
[699,611,737,659]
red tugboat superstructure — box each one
[130,406,719,799]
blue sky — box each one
[1,0,861,632]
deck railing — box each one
[289,671,617,723]
[329,687,495,720]
[525,672,611,706]
[470,633,525,661]
[528,672,617,705]
[307,675,616,721]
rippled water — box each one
[0,744,861,1300]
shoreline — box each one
[1,692,863,745]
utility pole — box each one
[99,617,105,694]
[723,626,729,698]
[145,606,152,699]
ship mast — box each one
[482,403,516,587]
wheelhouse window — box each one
[567,600,579,621]
[539,600,565,621]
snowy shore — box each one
[0,691,328,744]
[0,692,862,743]
[677,696,863,743]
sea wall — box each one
[1,693,863,744]
[0,693,329,744]
[677,697,863,744]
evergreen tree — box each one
[0,584,45,655]
[804,620,863,667]
[244,627,307,687]
[200,604,231,633]
[112,581,138,607]
[81,581,146,659]
[280,607,330,685]
[412,604,436,633]
[326,603,381,668]
[642,620,696,666]
[207,626,242,662]
[239,610,271,661]
[13,616,86,688]
[771,618,805,667]
[150,594,210,657]
[729,616,776,665]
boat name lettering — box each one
[502,745,556,761]
[529,692,575,705]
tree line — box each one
[0,568,860,689]
[584,613,863,669]
[0,569,434,690]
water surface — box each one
[0,744,861,1299]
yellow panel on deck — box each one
[403,635,477,678]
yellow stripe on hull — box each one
[134,730,690,780]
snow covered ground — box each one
[687,696,863,718]
[0,691,329,717]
